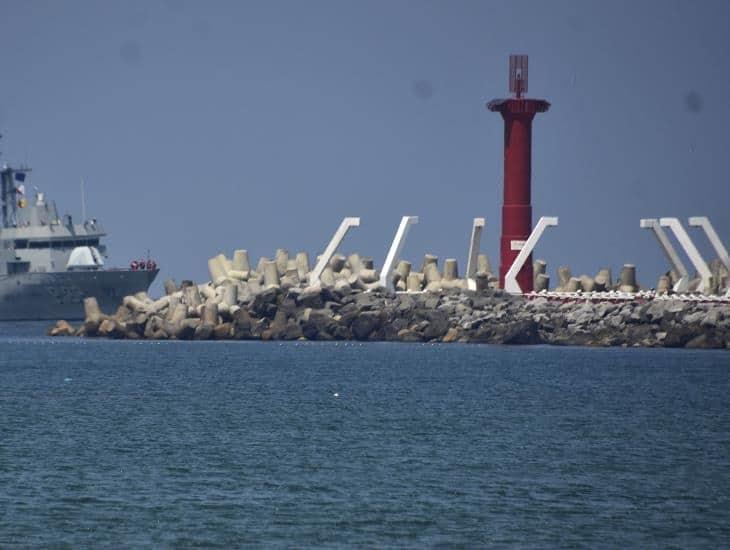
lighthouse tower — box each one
[488,55,550,292]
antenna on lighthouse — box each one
[509,54,528,99]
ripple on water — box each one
[0,324,729,545]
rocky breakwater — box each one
[49,283,730,349]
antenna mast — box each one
[81,179,86,222]
[509,54,528,99]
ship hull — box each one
[0,269,158,320]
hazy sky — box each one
[2,0,728,292]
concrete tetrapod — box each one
[534,273,550,292]
[619,264,637,293]
[420,254,438,273]
[557,266,572,291]
[423,262,441,284]
[164,279,178,296]
[443,259,458,281]
[183,285,202,308]
[395,260,411,283]
[208,256,227,285]
[565,277,582,292]
[407,273,422,292]
[475,272,490,291]
[215,253,230,275]
[317,267,335,287]
[358,269,379,284]
[84,296,103,323]
[657,275,671,294]
[295,252,310,281]
[594,268,611,292]
[222,283,238,307]
[580,275,595,293]
[255,257,269,280]
[347,253,363,275]
[275,249,289,276]
[329,254,346,273]
[201,302,219,326]
[232,249,250,273]
[533,259,547,291]
[263,261,281,289]
[477,254,492,277]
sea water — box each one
[1,322,729,546]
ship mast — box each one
[0,135,32,229]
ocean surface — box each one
[1,322,729,547]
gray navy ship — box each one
[0,144,158,320]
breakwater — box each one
[48,268,729,350]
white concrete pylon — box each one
[308,217,361,286]
[688,216,730,273]
[504,216,558,295]
[466,218,485,291]
[640,218,689,293]
[659,217,713,294]
[378,216,419,288]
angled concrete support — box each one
[379,216,419,288]
[660,217,712,293]
[640,218,689,293]
[466,218,485,291]
[689,216,730,273]
[504,216,558,295]
[309,217,360,286]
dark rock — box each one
[114,305,133,323]
[98,319,125,339]
[382,317,409,341]
[282,320,303,340]
[83,319,101,337]
[213,323,232,340]
[663,326,697,348]
[685,333,724,349]
[301,320,319,340]
[395,294,416,314]
[332,325,351,340]
[278,298,299,317]
[193,323,214,340]
[296,287,325,309]
[442,327,460,343]
[125,313,148,336]
[351,311,381,340]
[500,320,541,345]
[701,309,720,328]
[151,328,169,340]
[232,309,254,339]
[250,287,280,317]
[397,329,423,342]
[338,303,360,326]
[351,292,382,311]
[177,319,199,340]
[421,310,450,340]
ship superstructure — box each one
[0,142,158,320]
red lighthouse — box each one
[488,55,550,292]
